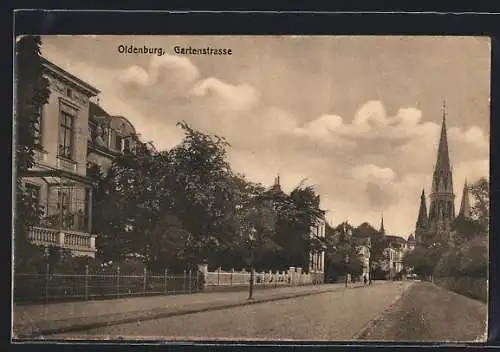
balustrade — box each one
[27,226,96,255]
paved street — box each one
[47,281,412,341]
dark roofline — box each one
[111,115,138,135]
[41,57,100,96]
[385,235,407,242]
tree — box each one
[403,245,445,278]
[352,222,388,271]
[14,35,50,272]
[325,222,360,281]
[470,177,489,234]
[166,122,240,268]
[265,181,325,271]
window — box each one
[66,87,73,99]
[34,105,44,149]
[108,129,117,150]
[58,103,78,159]
[123,137,131,153]
[115,134,123,152]
[88,124,94,143]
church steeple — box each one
[428,101,456,239]
[415,189,428,244]
[433,101,451,178]
[416,189,428,228]
[458,178,471,219]
[379,214,385,235]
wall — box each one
[199,265,324,289]
[42,73,92,176]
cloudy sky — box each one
[40,35,490,238]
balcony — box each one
[28,226,97,258]
[34,149,48,163]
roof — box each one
[385,235,407,245]
[41,57,100,97]
[89,101,111,121]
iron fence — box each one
[14,266,203,304]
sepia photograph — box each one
[12,35,490,343]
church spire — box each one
[434,100,451,177]
[416,189,428,230]
[428,100,456,238]
[458,178,471,219]
[380,214,385,235]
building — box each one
[414,102,471,246]
[357,237,371,281]
[375,216,415,279]
[384,235,406,276]
[309,216,326,283]
[21,57,100,257]
[21,58,141,258]
[87,102,141,175]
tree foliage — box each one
[90,120,328,273]
[324,222,363,280]
[403,245,445,277]
[470,177,489,234]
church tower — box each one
[415,189,429,244]
[458,178,472,219]
[427,101,456,241]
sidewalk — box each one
[13,282,372,338]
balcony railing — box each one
[27,226,96,257]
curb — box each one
[351,282,415,340]
[16,285,363,339]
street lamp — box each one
[248,227,256,300]
[345,254,349,288]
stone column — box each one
[289,267,295,286]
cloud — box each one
[351,164,397,183]
[190,77,260,112]
[40,46,490,238]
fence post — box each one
[143,267,147,294]
[164,269,168,294]
[183,269,187,293]
[116,266,120,299]
[84,265,89,301]
[45,263,50,303]
[188,269,192,294]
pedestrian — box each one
[363,275,368,286]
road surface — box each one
[49,281,412,341]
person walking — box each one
[363,274,368,286]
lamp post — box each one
[248,228,256,300]
[345,254,349,288]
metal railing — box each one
[13,266,202,304]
